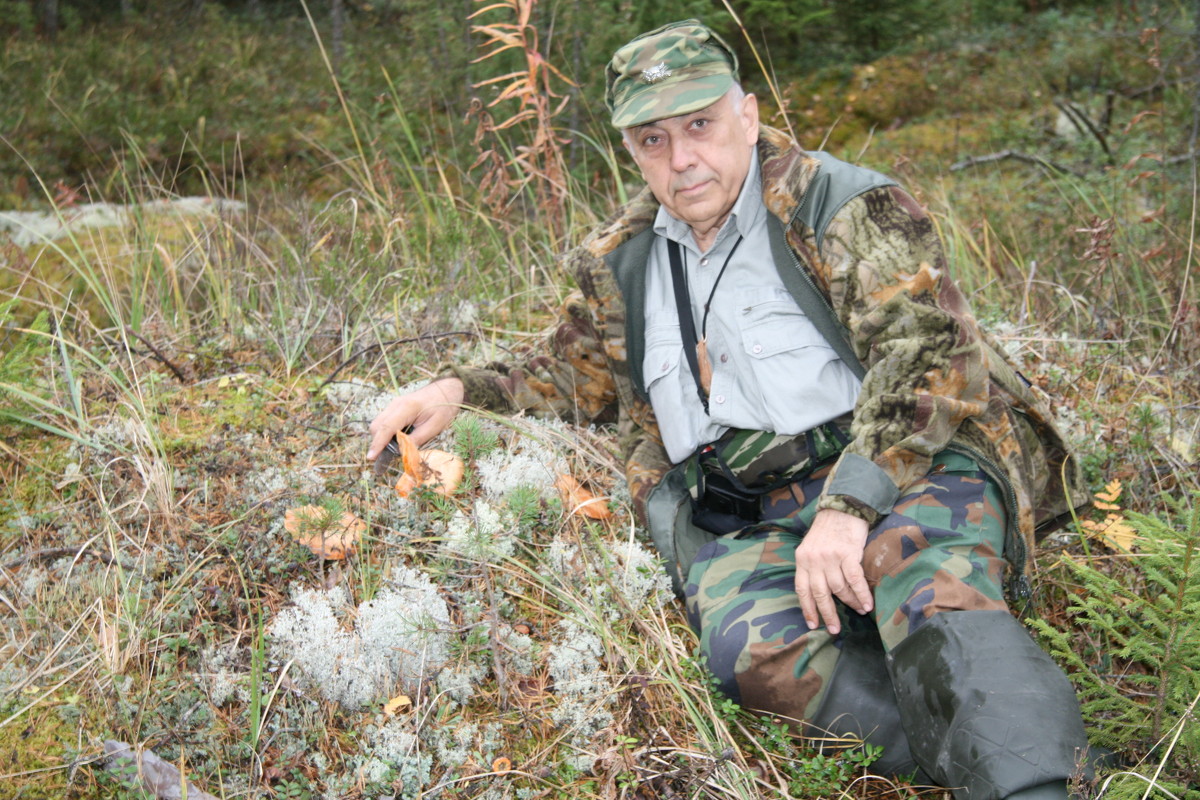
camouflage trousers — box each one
[683,451,1009,722]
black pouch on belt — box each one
[686,417,853,535]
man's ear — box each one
[740,93,760,145]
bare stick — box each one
[1053,99,1113,164]
[317,330,475,391]
[950,150,1084,177]
[0,546,115,572]
[124,326,187,383]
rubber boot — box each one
[1006,782,1070,800]
[886,610,1092,800]
[805,625,930,781]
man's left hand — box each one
[793,509,873,635]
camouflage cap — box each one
[605,20,739,129]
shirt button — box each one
[719,353,728,363]
[661,361,670,371]
[714,394,726,404]
[752,344,763,354]
[699,257,709,267]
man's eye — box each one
[643,135,661,147]
[691,118,708,129]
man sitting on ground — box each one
[368,20,1094,799]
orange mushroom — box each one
[284,505,365,560]
[393,432,465,498]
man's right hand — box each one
[367,378,465,460]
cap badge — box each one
[641,62,672,84]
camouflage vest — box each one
[606,152,897,594]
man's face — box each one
[624,90,759,239]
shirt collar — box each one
[653,147,762,251]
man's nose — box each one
[668,138,696,172]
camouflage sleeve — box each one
[803,186,990,525]
[616,400,672,525]
[446,292,619,427]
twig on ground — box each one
[1053,98,1114,164]
[0,546,116,573]
[316,330,475,391]
[950,150,1085,177]
[124,326,188,383]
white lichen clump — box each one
[0,197,246,247]
[245,465,325,504]
[269,566,452,709]
[546,538,579,577]
[494,625,536,675]
[610,539,673,611]
[18,566,48,601]
[475,439,565,502]
[361,720,431,790]
[201,643,248,706]
[321,380,396,431]
[90,415,155,453]
[436,660,488,705]
[442,500,514,561]
[547,618,614,744]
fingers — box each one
[794,569,817,630]
[793,516,874,636]
[794,569,842,635]
[839,560,874,615]
[407,405,452,447]
[367,398,414,460]
[366,379,466,459]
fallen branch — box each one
[124,326,188,383]
[1053,98,1114,165]
[98,329,188,384]
[0,546,116,573]
[317,330,475,391]
[950,150,1085,177]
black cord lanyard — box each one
[666,235,744,415]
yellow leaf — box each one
[555,474,612,520]
[384,695,412,716]
[308,232,332,255]
[1104,519,1138,552]
[1095,479,1123,505]
[1170,432,1195,461]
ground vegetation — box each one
[1,1,1198,798]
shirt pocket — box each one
[735,288,853,431]
[737,287,833,358]
[643,314,684,392]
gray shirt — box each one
[643,150,862,464]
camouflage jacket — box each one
[450,126,1087,582]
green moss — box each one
[0,696,83,799]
